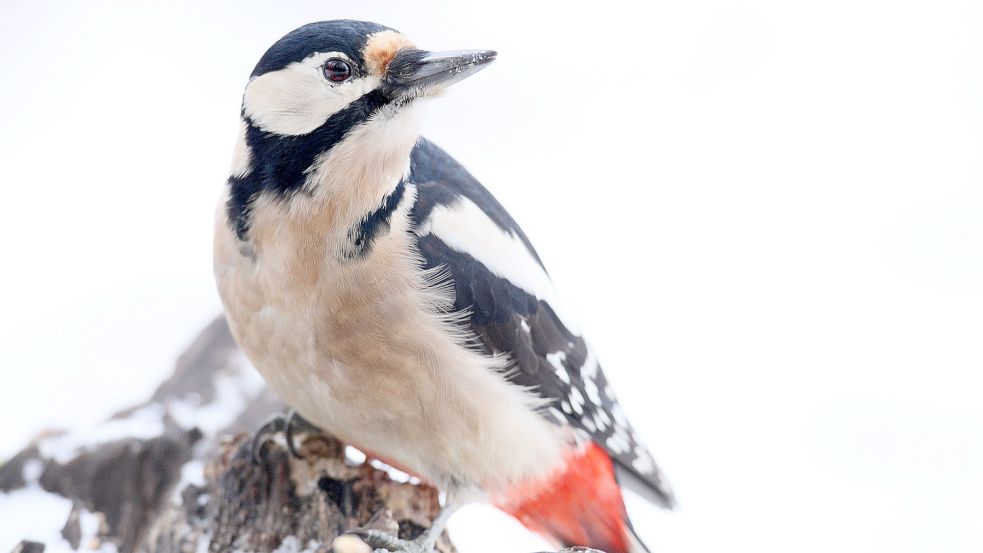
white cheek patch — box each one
[415,197,582,335]
[243,52,380,136]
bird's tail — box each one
[495,442,648,553]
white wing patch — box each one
[415,197,582,335]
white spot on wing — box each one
[593,411,609,431]
[583,378,602,406]
[579,349,603,405]
[569,387,586,415]
[416,197,582,335]
[546,351,570,384]
[606,430,632,454]
[581,349,599,379]
[582,416,596,432]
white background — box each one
[1,1,982,552]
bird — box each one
[213,19,673,553]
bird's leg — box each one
[351,501,459,553]
[418,503,457,549]
[251,409,323,464]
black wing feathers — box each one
[407,138,674,508]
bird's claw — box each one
[251,410,322,464]
[251,415,286,464]
[347,530,435,553]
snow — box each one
[194,533,211,553]
[449,504,553,553]
[22,459,43,482]
[368,459,413,484]
[271,536,321,553]
[171,459,206,503]
[344,446,367,465]
[77,510,118,553]
[0,484,117,553]
[37,404,166,464]
[33,357,265,469]
[167,357,266,435]
[0,487,74,553]
[0,452,117,553]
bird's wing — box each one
[407,138,674,508]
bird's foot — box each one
[343,485,457,553]
[347,530,435,553]
[251,410,323,464]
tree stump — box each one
[0,318,451,553]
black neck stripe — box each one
[345,180,407,260]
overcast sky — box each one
[1,1,981,552]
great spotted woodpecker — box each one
[214,19,673,553]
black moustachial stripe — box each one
[226,89,389,241]
[344,180,406,260]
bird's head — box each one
[226,20,495,240]
[243,20,495,137]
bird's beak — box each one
[382,49,497,100]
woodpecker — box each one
[214,20,673,553]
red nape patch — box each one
[494,443,632,553]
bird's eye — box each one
[323,59,352,82]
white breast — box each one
[214,178,569,492]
